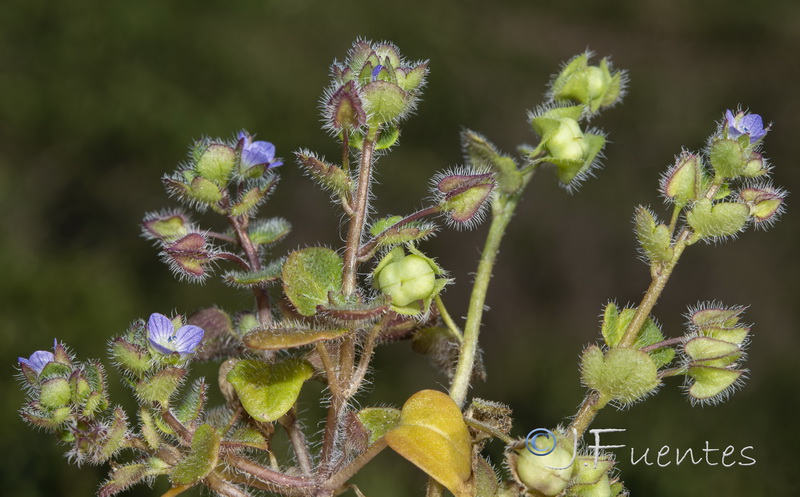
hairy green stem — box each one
[342,128,378,296]
[229,214,273,325]
[449,192,521,407]
[323,438,388,492]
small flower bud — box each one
[741,152,769,177]
[434,170,496,229]
[738,184,786,228]
[373,246,448,316]
[550,53,627,112]
[161,232,214,281]
[327,81,367,130]
[296,150,353,196]
[708,138,749,179]
[660,152,702,206]
[323,40,428,130]
[581,345,660,405]
[194,143,236,185]
[40,377,72,409]
[460,129,522,195]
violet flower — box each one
[147,313,204,356]
[238,131,283,170]
[18,340,57,375]
[725,110,768,143]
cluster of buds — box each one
[657,110,785,243]
[680,303,749,405]
[323,40,429,135]
[17,341,128,466]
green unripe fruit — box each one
[514,440,575,496]
[40,377,72,409]
[546,118,588,161]
[581,346,660,405]
[377,254,436,306]
[585,66,610,100]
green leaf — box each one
[357,407,402,445]
[600,303,674,367]
[386,390,473,497]
[684,337,742,367]
[226,358,314,422]
[243,324,348,350]
[223,258,284,288]
[170,424,220,486]
[282,247,343,316]
[226,426,268,450]
[249,217,292,246]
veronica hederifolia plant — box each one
[15,39,785,497]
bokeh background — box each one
[2,0,799,496]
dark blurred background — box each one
[2,0,798,496]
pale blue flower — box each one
[18,339,57,375]
[726,110,767,143]
[238,131,283,170]
[147,313,204,356]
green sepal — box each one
[396,62,428,91]
[225,426,269,450]
[282,247,343,316]
[21,405,72,430]
[461,129,523,195]
[170,424,221,486]
[99,463,150,497]
[230,175,277,217]
[248,217,292,246]
[226,358,314,422]
[600,303,675,368]
[110,338,152,377]
[386,390,473,497]
[691,306,745,328]
[709,139,747,178]
[567,474,613,497]
[634,207,673,266]
[175,379,206,428]
[70,370,91,405]
[83,391,110,418]
[243,323,349,350]
[39,361,72,379]
[348,124,402,151]
[99,407,129,462]
[687,365,742,402]
[195,144,236,185]
[368,216,437,252]
[139,408,162,449]
[683,337,742,367]
[223,258,284,288]
[136,367,186,405]
[473,455,500,497]
[142,211,191,241]
[663,153,702,206]
[357,407,402,445]
[687,199,749,239]
[570,455,615,486]
[581,345,660,404]
[698,325,749,345]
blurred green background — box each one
[2,0,799,495]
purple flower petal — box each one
[726,110,768,143]
[148,313,175,344]
[241,140,278,169]
[172,325,205,355]
[19,350,56,375]
[371,64,384,81]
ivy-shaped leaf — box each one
[226,358,313,422]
